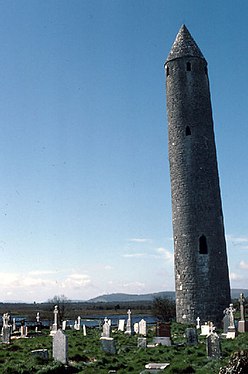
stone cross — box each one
[54,305,59,328]
[125,309,132,335]
[225,304,236,339]
[196,317,200,329]
[225,304,236,328]
[36,312,40,324]
[50,305,59,335]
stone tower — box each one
[165,25,230,324]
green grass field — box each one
[0,323,247,373]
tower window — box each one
[166,66,170,76]
[199,235,208,254]
[186,62,191,71]
[186,126,191,136]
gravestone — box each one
[35,312,41,332]
[118,319,125,331]
[156,322,171,337]
[31,349,49,361]
[100,337,116,354]
[102,317,111,338]
[53,329,68,364]
[223,313,230,334]
[62,320,67,331]
[137,337,147,348]
[139,319,147,336]
[134,322,139,334]
[238,293,246,333]
[2,313,11,344]
[225,304,236,339]
[153,322,171,346]
[200,323,210,336]
[20,325,28,338]
[125,309,132,335]
[145,363,170,370]
[12,318,16,332]
[206,331,221,359]
[83,324,87,336]
[50,305,59,336]
[74,316,81,331]
[185,328,198,345]
[196,317,200,329]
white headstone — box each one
[196,317,200,329]
[139,319,147,336]
[200,323,210,336]
[62,320,67,331]
[12,318,16,332]
[53,329,68,364]
[134,322,139,334]
[83,324,87,336]
[102,317,111,338]
[118,319,125,331]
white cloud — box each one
[230,272,242,281]
[128,238,150,243]
[240,261,248,270]
[62,273,91,288]
[28,270,57,276]
[123,281,145,290]
[226,234,248,245]
[156,247,174,262]
[122,253,145,258]
[104,265,113,270]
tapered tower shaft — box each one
[165,25,230,323]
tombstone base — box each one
[238,321,246,333]
[153,337,171,346]
[137,337,147,348]
[226,326,236,339]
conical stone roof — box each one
[166,25,205,63]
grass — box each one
[0,323,247,373]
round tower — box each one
[165,25,230,324]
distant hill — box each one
[87,289,248,303]
[88,291,175,303]
[231,289,248,299]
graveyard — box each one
[0,301,247,373]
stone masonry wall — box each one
[165,55,230,323]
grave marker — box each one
[53,329,68,364]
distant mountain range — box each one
[88,289,248,303]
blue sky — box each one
[0,0,247,302]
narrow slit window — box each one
[166,66,170,77]
[186,126,191,136]
[187,62,191,71]
[199,235,208,254]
